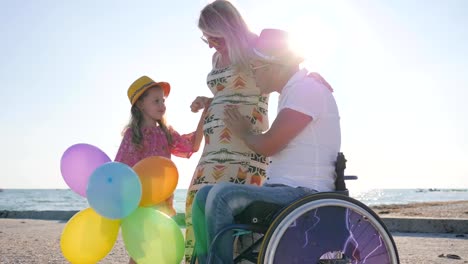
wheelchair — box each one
[191,153,400,264]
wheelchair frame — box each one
[192,153,400,264]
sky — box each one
[1,0,467,190]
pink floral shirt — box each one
[115,126,196,167]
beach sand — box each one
[1,201,467,263]
[371,200,468,219]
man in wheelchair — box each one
[192,28,343,264]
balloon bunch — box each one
[59,143,184,264]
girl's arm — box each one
[169,108,208,158]
[191,107,208,152]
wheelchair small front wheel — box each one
[257,193,399,264]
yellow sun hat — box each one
[127,76,171,105]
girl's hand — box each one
[223,106,252,140]
[190,96,212,113]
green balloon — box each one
[122,208,184,264]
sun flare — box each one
[288,18,340,69]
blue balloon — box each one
[86,162,142,219]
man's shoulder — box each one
[307,72,334,92]
[288,76,323,95]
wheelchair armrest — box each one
[335,153,358,190]
[344,175,358,180]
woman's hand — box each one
[190,96,213,113]
[223,106,252,140]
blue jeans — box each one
[192,182,317,264]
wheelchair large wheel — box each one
[257,193,399,264]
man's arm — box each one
[224,107,312,156]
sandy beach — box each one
[1,200,467,263]
[371,200,468,219]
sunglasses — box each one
[201,35,224,46]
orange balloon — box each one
[154,194,177,217]
[133,156,178,206]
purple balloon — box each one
[60,143,111,197]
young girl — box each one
[115,75,206,219]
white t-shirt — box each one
[266,69,341,192]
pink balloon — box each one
[60,144,111,197]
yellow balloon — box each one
[133,156,179,206]
[60,208,121,263]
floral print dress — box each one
[184,65,269,262]
[115,126,195,216]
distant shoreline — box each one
[2,200,468,224]
[0,210,187,227]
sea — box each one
[1,188,467,213]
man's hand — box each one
[225,107,313,156]
[223,106,252,140]
[190,96,213,113]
